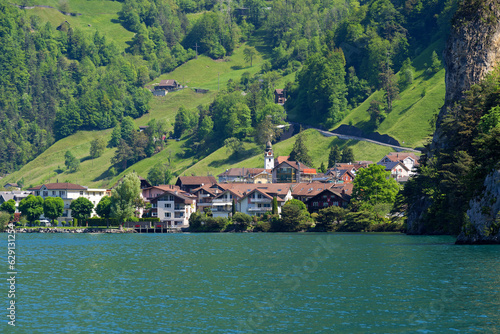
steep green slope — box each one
[16,0,133,51]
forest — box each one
[0,0,459,176]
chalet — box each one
[335,161,372,175]
[28,183,110,221]
[156,79,180,91]
[150,189,196,227]
[377,161,411,181]
[191,184,226,212]
[272,159,317,183]
[210,188,244,218]
[291,182,331,203]
[379,153,419,175]
[217,168,272,184]
[175,176,217,193]
[274,89,286,104]
[306,188,351,213]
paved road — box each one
[279,123,422,153]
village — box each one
[0,140,419,230]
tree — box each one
[224,137,244,156]
[341,147,355,163]
[109,125,121,147]
[328,145,341,168]
[0,199,16,215]
[110,173,141,223]
[111,139,132,170]
[316,206,346,231]
[64,151,80,172]
[0,211,10,232]
[272,197,278,215]
[232,212,251,231]
[96,196,112,219]
[243,46,258,66]
[352,164,399,205]
[70,197,94,223]
[90,138,106,159]
[147,163,173,186]
[275,199,310,232]
[19,195,44,225]
[289,132,312,166]
[379,64,399,113]
[43,197,64,222]
[231,198,236,216]
[431,51,441,73]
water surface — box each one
[3,233,499,333]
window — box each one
[323,202,328,207]
[80,191,83,195]
[93,192,96,196]
[164,203,171,208]
[59,191,64,197]
[165,212,171,218]
[52,191,56,195]
[152,212,158,217]
[152,203,157,208]
[313,202,319,207]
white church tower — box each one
[264,141,274,170]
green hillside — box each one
[17,0,133,51]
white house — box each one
[153,190,197,227]
[379,153,419,175]
[28,183,110,221]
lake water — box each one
[2,233,499,333]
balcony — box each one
[174,206,184,212]
[250,198,271,203]
[248,206,271,212]
[199,194,211,198]
[212,199,232,205]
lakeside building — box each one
[28,183,110,221]
[0,191,32,213]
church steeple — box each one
[264,141,274,169]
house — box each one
[306,188,351,213]
[217,168,272,184]
[377,161,411,181]
[175,176,217,193]
[324,168,355,183]
[335,161,372,175]
[291,182,332,203]
[150,189,196,227]
[28,183,110,221]
[4,183,19,190]
[272,159,317,183]
[237,184,293,217]
[0,191,32,212]
[379,153,419,175]
[210,188,245,218]
[274,89,286,105]
[156,79,180,91]
[191,184,226,213]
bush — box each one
[254,221,271,232]
[338,211,375,232]
[232,212,252,231]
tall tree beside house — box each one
[352,164,399,206]
[110,173,141,223]
[274,199,311,232]
[70,197,94,224]
[328,145,341,168]
[341,147,355,163]
[19,195,44,225]
[232,198,236,216]
[289,132,313,167]
[147,163,173,186]
[43,197,64,223]
[96,196,112,219]
[272,197,278,215]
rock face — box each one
[407,0,500,237]
[432,0,500,151]
[456,170,500,244]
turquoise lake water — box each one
[2,233,499,333]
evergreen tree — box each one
[341,147,355,163]
[328,145,341,168]
[289,132,312,166]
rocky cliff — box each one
[432,0,500,150]
[407,0,500,239]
